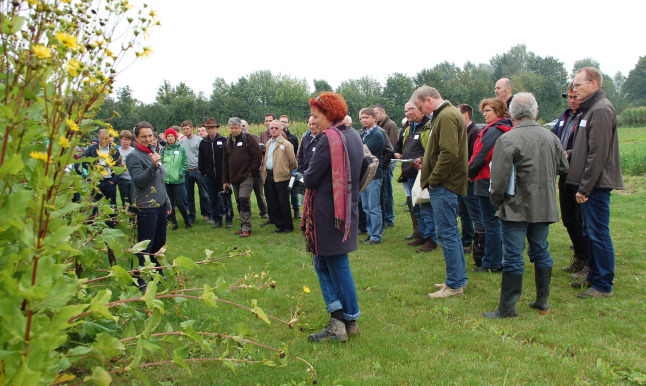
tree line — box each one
[98,45,646,132]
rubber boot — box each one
[482,272,523,319]
[529,266,551,315]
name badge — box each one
[279,145,285,150]
[174,150,179,155]
[580,120,587,128]
[559,121,564,127]
[217,141,222,145]
[312,147,316,152]
[414,135,419,140]
[237,142,243,147]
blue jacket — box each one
[551,108,581,152]
[361,126,384,180]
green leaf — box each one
[84,366,111,386]
[221,359,236,374]
[43,225,79,247]
[172,256,197,272]
[126,337,143,371]
[130,239,151,253]
[0,154,24,176]
[235,322,254,337]
[92,333,125,358]
[141,309,162,338]
[251,302,271,325]
[214,276,228,296]
[111,265,136,286]
[201,285,217,308]
[89,290,118,322]
[172,346,191,375]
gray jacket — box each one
[565,89,624,194]
[126,146,171,209]
[490,119,568,223]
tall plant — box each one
[0,2,314,384]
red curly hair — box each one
[309,92,348,123]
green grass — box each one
[106,171,646,385]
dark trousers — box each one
[92,179,117,228]
[358,199,367,233]
[117,178,135,210]
[265,171,293,231]
[184,170,211,221]
[558,177,588,259]
[166,183,190,227]
[133,204,167,283]
[253,173,268,216]
[204,175,233,223]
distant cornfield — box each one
[618,107,646,127]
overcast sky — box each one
[115,0,643,104]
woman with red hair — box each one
[302,92,364,342]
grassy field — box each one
[111,128,646,385]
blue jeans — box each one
[380,163,395,226]
[459,183,482,246]
[406,176,436,242]
[184,170,211,222]
[290,190,300,210]
[314,254,360,321]
[429,186,467,289]
[204,176,232,223]
[360,178,383,242]
[501,221,553,274]
[478,195,502,269]
[581,188,615,293]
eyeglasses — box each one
[567,95,578,100]
[573,80,592,88]
[482,109,494,113]
[269,127,281,130]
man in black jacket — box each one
[374,104,398,227]
[198,118,231,228]
[280,114,301,219]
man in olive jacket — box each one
[483,93,569,319]
[567,67,624,298]
[412,85,468,299]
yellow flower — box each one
[107,127,119,138]
[59,136,70,148]
[137,46,153,59]
[105,48,114,58]
[32,44,51,59]
[65,59,82,77]
[66,118,79,131]
[29,151,49,162]
[303,286,311,293]
[26,0,37,5]
[55,31,79,50]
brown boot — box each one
[562,255,586,272]
[407,234,425,246]
[416,238,438,253]
[570,263,590,280]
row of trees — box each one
[98,45,645,132]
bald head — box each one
[495,78,512,101]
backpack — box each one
[359,144,379,193]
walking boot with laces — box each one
[308,318,348,342]
[344,320,361,336]
[416,238,438,253]
[482,272,523,319]
[570,263,589,280]
[562,255,586,273]
[529,266,552,315]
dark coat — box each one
[198,133,226,179]
[303,125,363,256]
[361,126,384,180]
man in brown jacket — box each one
[223,117,262,238]
[262,120,297,233]
[412,85,468,299]
[567,67,624,298]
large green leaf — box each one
[91,333,125,358]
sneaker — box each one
[362,239,382,245]
[260,212,269,219]
[427,284,464,299]
[234,230,244,235]
[416,239,438,253]
[206,219,215,224]
[577,287,613,298]
[308,318,348,342]
[239,231,251,238]
[344,320,361,336]
[225,222,233,228]
[571,279,592,289]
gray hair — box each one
[269,119,283,129]
[410,85,441,103]
[509,92,538,121]
[228,117,241,127]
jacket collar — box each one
[579,89,606,113]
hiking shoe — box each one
[577,287,613,298]
[384,223,394,228]
[362,239,382,245]
[260,220,274,226]
[260,212,269,219]
[308,318,348,342]
[225,222,233,228]
[571,279,592,289]
[212,222,223,229]
[405,232,420,240]
[171,224,179,231]
[434,282,468,290]
[472,266,502,273]
[570,265,589,279]
[239,231,251,238]
[427,284,464,299]
[344,320,361,336]
[463,246,473,254]
[416,239,438,253]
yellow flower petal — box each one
[59,136,70,148]
[66,118,80,132]
[32,44,51,59]
[55,31,79,50]
[303,286,311,293]
[65,59,82,77]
